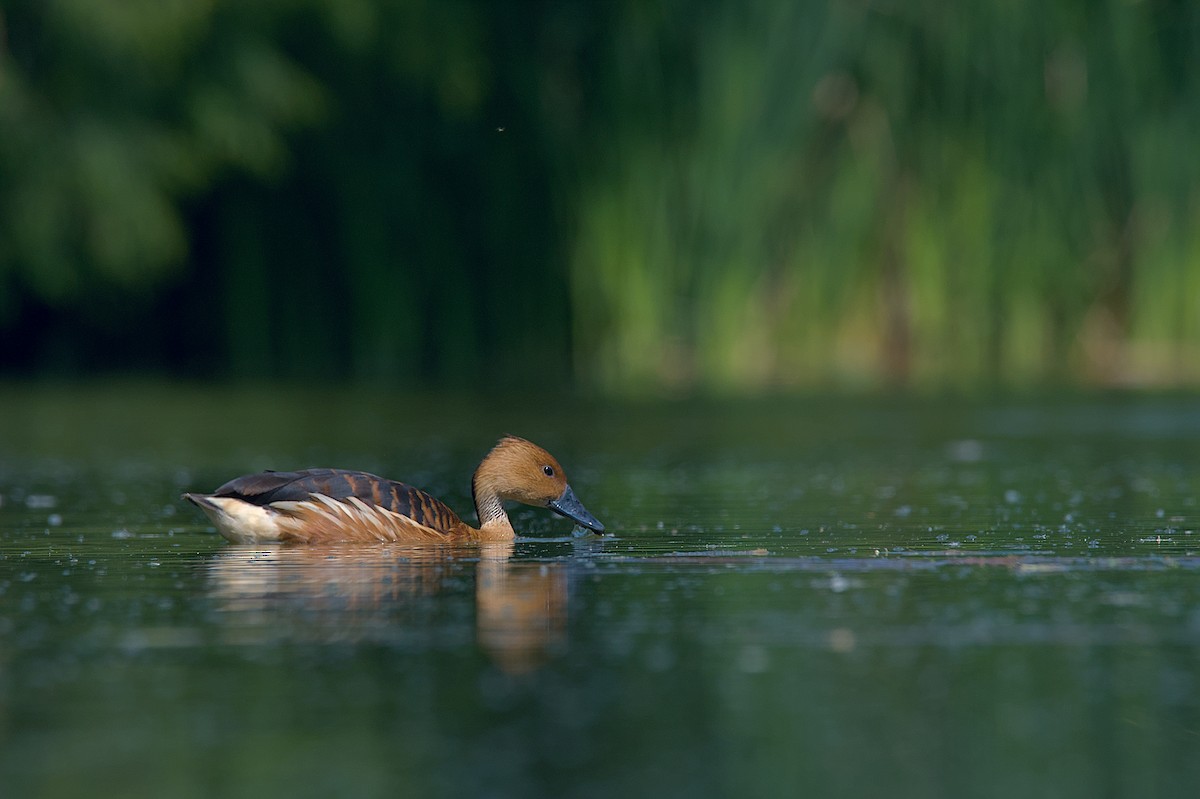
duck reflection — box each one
[205,541,567,673]
[475,549,568,674]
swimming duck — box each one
[184,436,605,544]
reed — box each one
[1,1,1197,390]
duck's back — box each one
[214,469,468,539]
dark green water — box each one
[2,384,1199,798]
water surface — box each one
[2,385,1198,797]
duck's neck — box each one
[472,481,515,539]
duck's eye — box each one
[542,465,555,477]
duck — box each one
[183,436,605,544]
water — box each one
[2,384,1199,797]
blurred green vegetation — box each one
[1,0,1197,392]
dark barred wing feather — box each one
[213,469,466,533]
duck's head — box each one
[473,436,605,533]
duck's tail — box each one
[182,493,284,543]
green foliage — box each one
[0,0,1197,390]
[0,0,323,303]
[570,0,1200,391]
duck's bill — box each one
[549,485,605,533]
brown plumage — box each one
[183,436,605,544]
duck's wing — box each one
[212,469,467,535]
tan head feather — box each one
[472,436,568,508]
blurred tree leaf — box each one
[0,0,323,305]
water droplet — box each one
[946,439,984,463]
[828,628,856,653]
[736,645,769,673]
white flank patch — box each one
[193,497,284,543]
